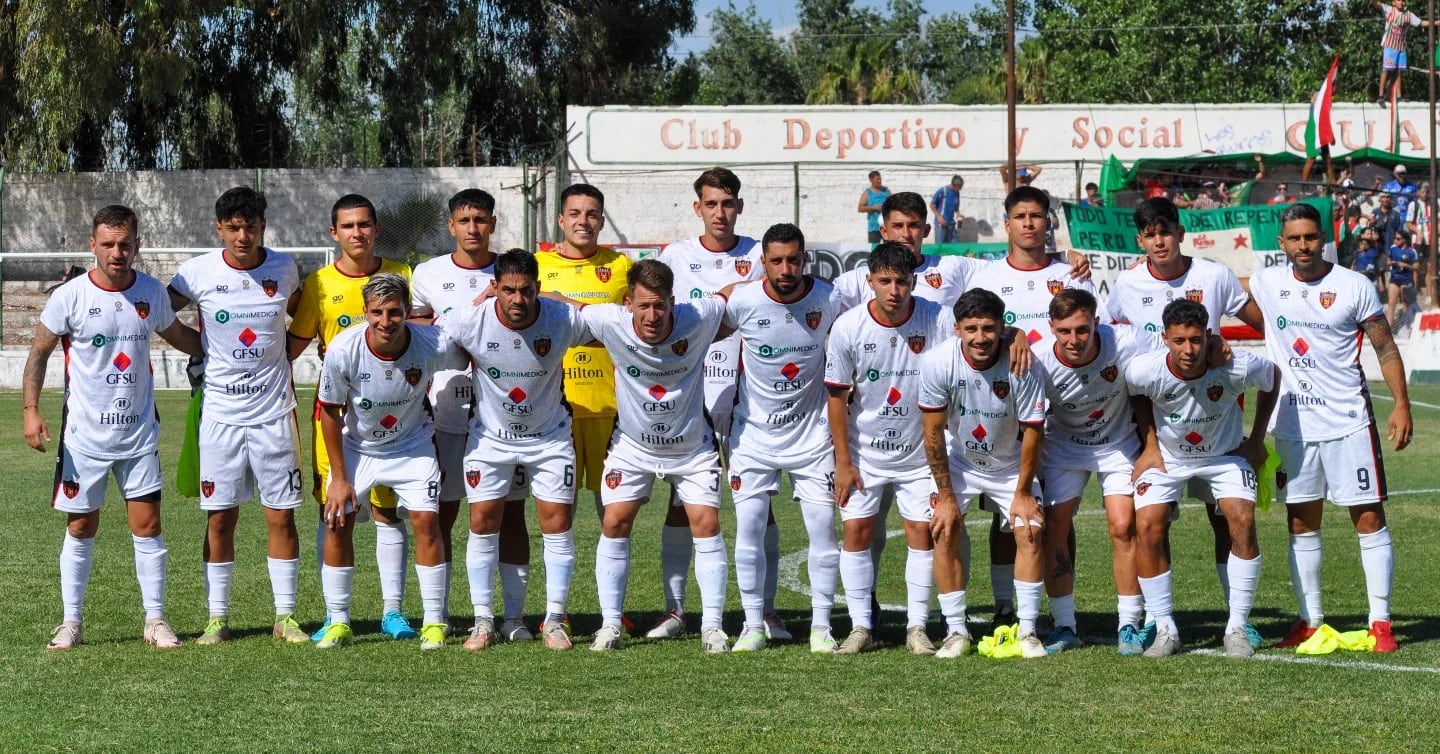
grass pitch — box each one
[1,385,1438,752]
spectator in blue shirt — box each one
[1079,182,1103,207]
[1382,164,1417,219]
[858,170,890,244]
[1387,229,1419,326]
[1371,192,1404,249]
[929,175,965,243]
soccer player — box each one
[579,259,732,654]
[1252,202,1413,652]
[23,205,203,649]
[725,223,846,654]
[410,189,531,639]
[1126,299,1278,658]
[287,194,415,640]
[825,243,957,656]
[1035,289,1162,655]
[442,249,588,651]
[832,191,981,309]
[968,185,1102,627]
[313,274,451,650]
[919,288,1049,659]
[167,187,307,644]
[1108,197,1267,645]
[650,167,784,641]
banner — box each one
[1062,197,1332,295]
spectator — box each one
[1405,181,1431,263]
[858,170,890,244]
[1387,229,1420,330]
[1268,181,1294,205]
[999,163,1044,188]
[1372,192,1405,249]
[929,174,965,243]
[1191,182,1219,210]
[1353,227,1384,294]
[1079,182,1103,207]
[1384,164,1418,218]
[1374,0,1431,105]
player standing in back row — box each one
[1253,202,1413,652]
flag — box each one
[1305,55,1339,159]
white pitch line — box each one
[1190,648,1440,673]
[1372,393,1440,411]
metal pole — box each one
[522,159,532,252]
[793,162,801,227]
[1429,0,1437,305]
[1005,0,1018,192]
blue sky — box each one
[670,0,980,57]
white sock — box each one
[467,531,499,620]
[267,557,299,617]
[1138,571,1177,635]
[1015,579,1043,636]
[59,532,95,623]
[499,562,529,621]
[321,564,354,625]
[938,590,967,635]
[595,536,630,628]
[905,547,934,629]
[800,501,839,628]
[733,498,769,629]
[375,519,408,614]
[204,561,235,618]
[1289,529,1324,625]
[132,534,168,620]
[839,548,874,631]
[1117,593,1144,630]
[542,530,575,622]
[1359,527,1394,623]
[660,524,691,614]
[991,564,1015,607]
[1050,593,1076,632]
[1214,561,1231,606]
[692,534,728,631]
[416,563,449,626]
[763,521,780,612]
[1226,553,1261,633]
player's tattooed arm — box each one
[923,408,962,540]
[21,324,60,452]
[1362,315,1414,450]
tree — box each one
[807,36,924,104]
[696,4,805,105]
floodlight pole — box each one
[1006,0,1017,192]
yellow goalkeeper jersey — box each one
[289,258,412,358]
[536,246,631,418]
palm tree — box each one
[806,36,923,105]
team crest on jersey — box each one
[907,334,926,354]
[1135,481,1151,496]
[1046,280,1063,296]
[734,260,752,276]
[671,338,689,356]
[1186,289,1204,304]
[201,478,215,498]
[404,366,423,386]
[1206,384,1223,402]
[1319,291,1336,309]
[534,337,552,357]
[61,479,80,499]
[465,469,481,488]
[262,278,278,297]
[595,266,612,283]
[730,474,742,492]
[924,271,943,289]
[604,470,623,489]
[992,380,1010,399]
[805,309,823,330]
[134,301,151,319]
[1100,365,1118,382]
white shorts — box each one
[948,461,1043,530]
[336,445,441,514]
[1040,444,1136,506]
[198,413,303,511]
[601,440,724,508]
[840,465,936,523]
[463,432,576,505]
[1275,428,1387,507]
[53,446,162,513]
[1134,455,1256,510]
[728,445,836,508]
[435,429,467,501]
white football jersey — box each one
[410,253,495,434]
[40,272,177,460]
[969,258,1105,347]
[660,236,764,406]
[582,298,724,457]
[725,278,845,461]
[832,254,984,309]
[317,323,448,455]
[169,248,299,425]
[824,297,955,472]
[448,298,589,445]
[1251,263,1386,441]
[917,344,1047,472]
[1108,257,1249,333]
[1035,324,1162,453]
[1125,349,1275,463]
